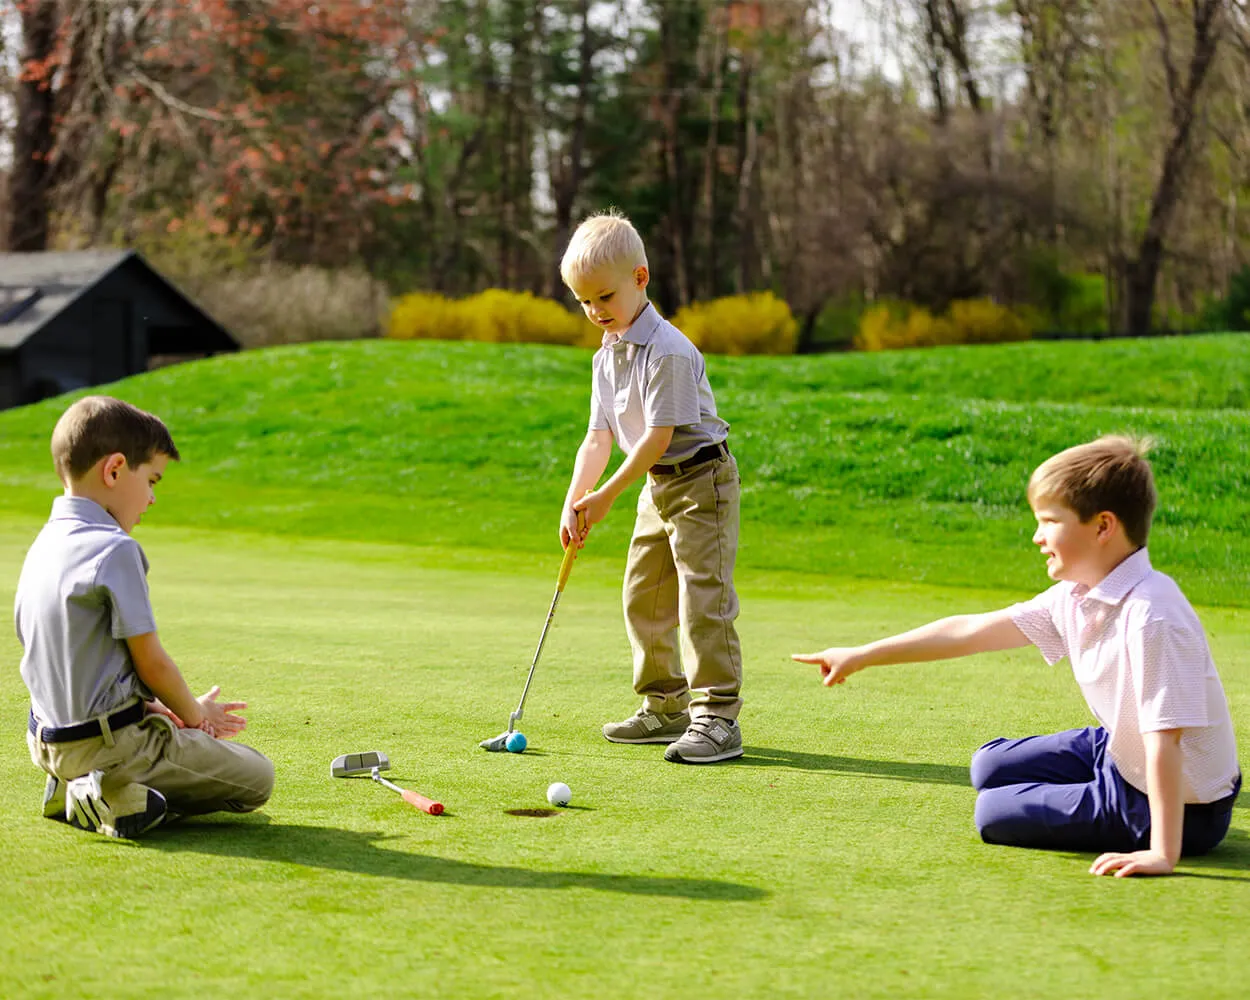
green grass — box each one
[1,335,1248,998]
[1,526,1246,998]
[0,335,1247,603]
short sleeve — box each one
[1008,586,1068,665]
[1131,618,1211,732]
[589,389,610,431]
[96,541,157,639]
[642,355,701,428]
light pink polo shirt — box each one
[1010,548,1239,802]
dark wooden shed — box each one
[0,250,238,411]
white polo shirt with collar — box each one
[16,496,156,727]
[1010,548,1239,803]
[590,302,729,462]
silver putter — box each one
[481,510,585,751]
[330,750,390,777]
[330,751,443,815]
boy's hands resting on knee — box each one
[196,685,248,739]
[791,648,867,686]
[146,687,247,738]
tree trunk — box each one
[1122,0,1225,333]
[7,0,59,251]
[548,0,593,298]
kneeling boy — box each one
[18,396,274,838]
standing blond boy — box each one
[793,437,1240,875]
[560,210,744,763]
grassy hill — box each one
[0,334,1246,604]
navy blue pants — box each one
[971,727,1240,856]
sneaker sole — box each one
[602,732,685,744]
[663,744,745,764]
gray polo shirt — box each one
[15,496,156,727]
[590,302,729,461]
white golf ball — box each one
[546,781,572,807]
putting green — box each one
[2,521,1246,998]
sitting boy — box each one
[792,436,1240,876]
[18,396,274,838]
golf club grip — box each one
[402,789,444,815]
[557,504,588,591]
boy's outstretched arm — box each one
[792,608,1031,686]
[1089,728,1184,877]
[128,633,248,738]
[562,428,614,547]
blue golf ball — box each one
[506,731,527,753]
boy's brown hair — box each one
[1027,435,1157,547]
[51,396,180,485]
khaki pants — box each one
[624,453,742,720]
[29,708,274,818]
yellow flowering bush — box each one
[387,289,597,347]
[947,298,1033,344]
[670,292,798,355]
[855,298,1036,351]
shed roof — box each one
[0,249,236,352]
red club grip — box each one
[402,789,444,815]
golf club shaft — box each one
[511,589,563,724]
[510,506,585,727]
[373,772,443,815]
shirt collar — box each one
[1078,547,1153,606]
[601,301,659,350]
[50,495,122,530]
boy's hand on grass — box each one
[1089,849,1175,877]
[197,685,248,739]
[791,648,864,687]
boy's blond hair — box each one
[560,210,648,285]
[51,396,180,485]
[1027,435,1157,548]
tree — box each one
[1122,0,1230,333]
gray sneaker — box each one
[664,716,743,764]
[42,775,66,821]
[66,770,168,839]
[603,708,691,744]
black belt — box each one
[651,441,730,477]
[28,700,145,743]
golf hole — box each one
[505,808,560,818]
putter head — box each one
[330,750,391,777]
[479,732,510,752]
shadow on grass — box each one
[1175,826,1250,881]
[141,818,767,900]
[740,745,969,786]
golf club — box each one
[480,505,587,751]
[330,750,444,815]
[371,767,444,815]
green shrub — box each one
[1055,274,1108,334]
[1026,251,1108,334]
[670,292,798,355]
[1200,265,1250,332]
[808,295,864,350]
[387,289,597,347]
